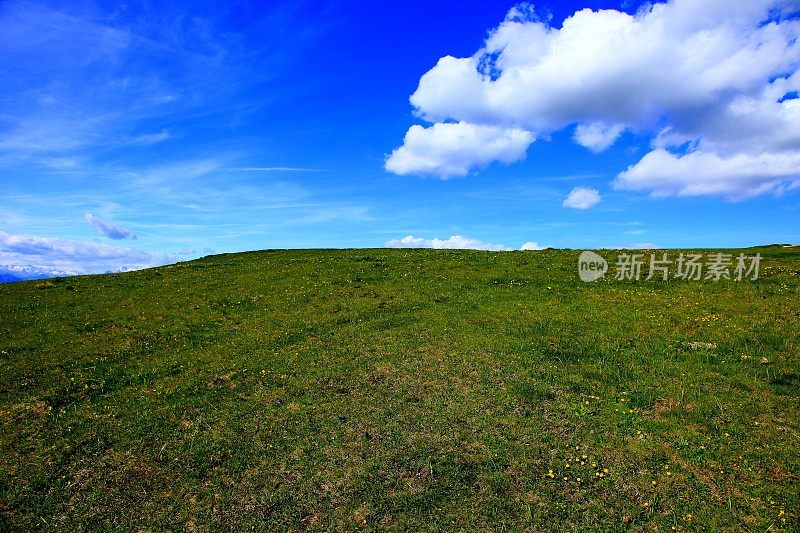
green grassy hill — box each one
[1,248,798,531]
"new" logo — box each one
[578,251,608,282]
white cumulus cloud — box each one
[563,187,602,209]
[573,123,625,152]
[615,148,800,198]
[386,0,800,197]
[385,122,534,178]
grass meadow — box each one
[1,247,798,531]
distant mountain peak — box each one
[0,264,81,281]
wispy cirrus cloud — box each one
[84,213,136,240]
[0,1,302,170]
[224,167,323,173]
[129,130,171,145]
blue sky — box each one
[1,0,799,274]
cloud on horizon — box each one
[384,235,546,251]
[0,230,178,275]
[520,241,546,250]
[386,0,800,199]
[84,213,137,240]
